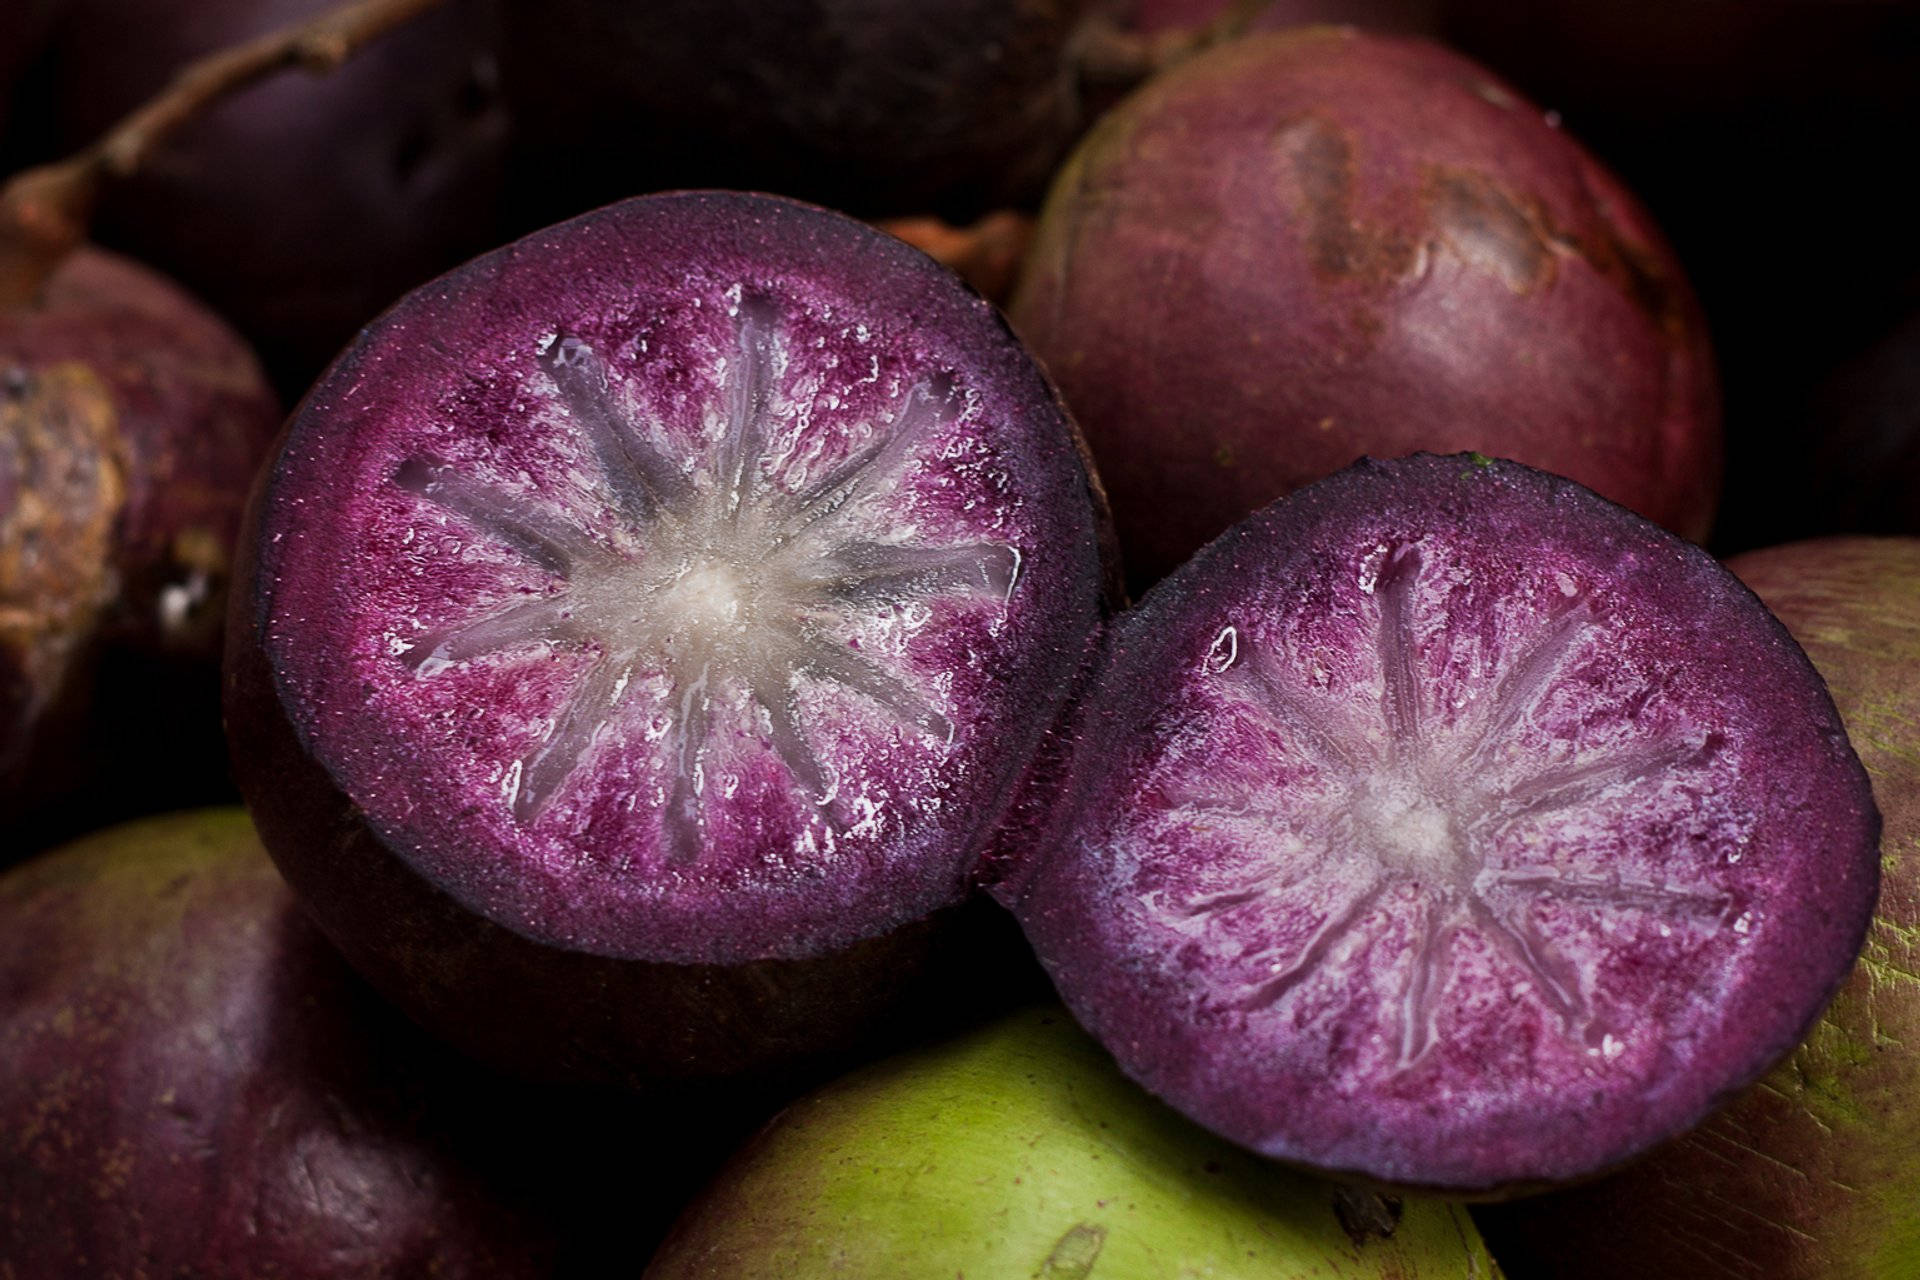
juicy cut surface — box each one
[251,194,1103,964]
[1006,456,1878,1191]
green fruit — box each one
[645,1006,1499,1278]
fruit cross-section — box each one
[1158,539,1745,1069]
[393,295,1017,856]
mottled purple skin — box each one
[1131,0,1436,34]
[1476,538,1920,1278]
[995,455,1878,1192]
[227,191,1109,1083]
[37,0,506,393]
[499,0,1102,227]
[1,248,280,845]
[1011,28,1721,588]
[0,808,556,1277]
[1437,2,1920,557]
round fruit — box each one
[0,808,554,1277]
[1476,536,1920,1278]
[37,0,507,390]
[645,1005,1500,1277]
[226,191,1112,1085]
[996,454,1878,1192]
[2,246,279,843]
[1010,27,1720,587]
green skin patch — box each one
[1673,540,1920,1278]
[646,1007,1501,1278]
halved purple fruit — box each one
[994,453,1879,1192]
[226,191,1110,1083]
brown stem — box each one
[878,212,1037,307]
[0,0,445,310]
[1075,0,1280,90]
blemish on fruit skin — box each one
[1272,116,1418,286]
[1038,1223,1106,1278]
[1425,168,1555,296]
[1332,1186,1404,1245]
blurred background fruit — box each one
[15,0,508,397]
[1011,28,1719,589]
[1,246,278,857]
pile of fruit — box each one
[4,1,1918,1275]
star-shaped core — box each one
[392,297,1017,860]
[1166,543,1740,1068]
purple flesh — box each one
[229,191,1107,1078]
[997,454,1879,1192]
[1474,537,1920,1277]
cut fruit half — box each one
[996,454,1878,1192]
[226,191,1109,1081]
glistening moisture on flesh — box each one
[1126,540,1756,1080]
[388,292,1019,868]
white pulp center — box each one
[1355,774,1462,885]
[660,560,749,636]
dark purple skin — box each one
[993,454,1879,1193]
[35,0,507,394]
[1437,2,1920,557]
[1011,28,1721,589]
[0,808,556,1277]
[226,191,1111,1085]
[1,247,280,848]
[497,0,1105,228]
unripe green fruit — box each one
[646,1006,1500,1278]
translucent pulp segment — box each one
[244,193,1105,966]
[1005,455,1879,1191]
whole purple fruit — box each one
[0,808,555,1277]
[37,0,508,391]
[1011,27,1720,588]
[994,454,1877,1193]
[225,191,1113,1086]
[2,247,279,845]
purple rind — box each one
[228,190,1109,1082]
[995,453,1879,1193]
